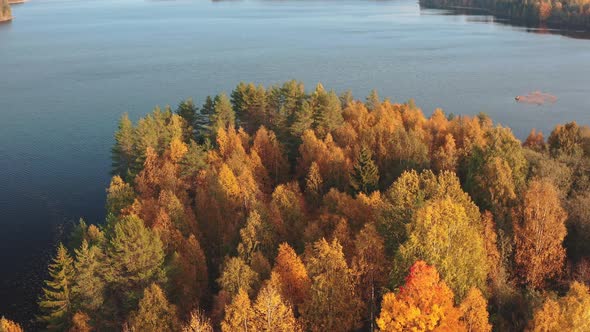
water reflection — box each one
[419,4,590,39]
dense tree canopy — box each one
[14,81,590,331]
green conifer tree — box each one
[350,145,379,195]
[128,283,179,332]
[72,240,105,313]
[111,113,135,177]
[38,243,75,331]
[176,98,198,135]
[210,93,235,137]
[105,215,165,311]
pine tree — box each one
[38,243,75,331]
[111,113,135,177]
[195,96,215,142]
[105,215,165,310]
[350,145,379,195]
[176,98,198,132]
[72,240,105,313]
[290,100,314,140]
[210,93,235,139]
[311,84,343,138]
[128,283,179,332]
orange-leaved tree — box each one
[377,260,465,332]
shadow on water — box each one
[419,4,590,39]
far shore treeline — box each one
[421,0,590,30]
[2,81,590,331]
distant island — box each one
[0,0,11,22]
[420,0,590,30]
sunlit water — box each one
[1,0,589,325]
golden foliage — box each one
[460,288,491,332]
[377,261,465,332]
[528,282,590,331]
[514,179,567,288]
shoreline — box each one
[420,0,590,32]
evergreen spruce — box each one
[111,113,135,177]
[350,145,379,195]
[38,243,75,331]
[72,240,105,313]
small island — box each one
[0,0,11,22]
[420,0,590,30]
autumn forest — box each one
[2,81,590,332]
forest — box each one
[2,81,590,331]
[420,0,590,30]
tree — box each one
[352,223,388,331]
[301,238,361,332]
[377,261,465,332]
[128,283,179,332]
[72,241,105,313]
[548,121,583,158]
[310,84,343,138]
[365,89,380,111]
[221,288,254,332]
[218,257,259,298]
[176,98,199,133]
[231,82,268,134]
[0,317,23,332]
[290,100,314,140]
[182,310,213,332]
[237,210,266,264]
[106,175,135,217]
[523,129,545,152]
[305,161,323,204]
[112,113,135,177]
[69,312,92,332]
[38,243,75,331]
[350,145,380,195]
[513,179,567,288]
[397,197,488,299]
[252,273,300,332]
[105,215,166,310]
[528,282,590,331]
[252,127,289,186]
[210,93,235,138]
[272,243,311,311]
[460,288,491,332]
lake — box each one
[0,0,589,325]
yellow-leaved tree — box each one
[527,282,590,331]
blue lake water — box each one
[1,0,589,325]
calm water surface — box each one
[1,0,589,325]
